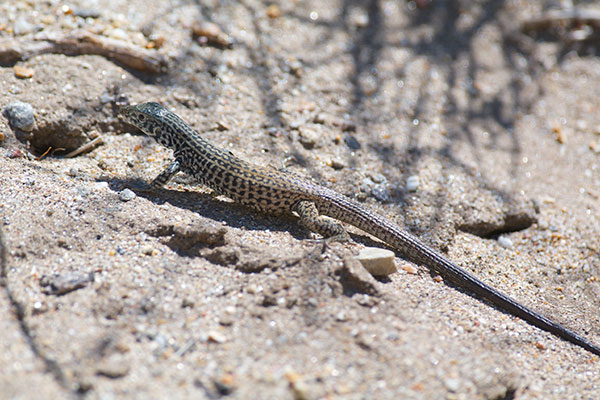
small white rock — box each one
[355,247,397,276]
[406,175,420,191]
[498,235,513,249]
[13,17,35,35]
[336,311,348,321]
[207,330,227,343]
[119,188,136,202]
[141,244,154,256]
[224,305,236,314]
[445,378,461,392]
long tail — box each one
[320,191,600,356]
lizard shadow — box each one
[105,177,393,255]
[106,177,308,239]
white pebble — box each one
[355,247,397,276]
[106,27,129,41]
[224,305,236,314]
[498,235,513,249]
[118,188,136,202]
[13,17,34,35]
[445,378,461,392]
[207,330,226,343]
[406,175,420,191]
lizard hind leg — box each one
[294,200,351,242]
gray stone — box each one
[13,17,35,35]
[3,102,35,132]
[118,188,136,202]
[372,184,390,202]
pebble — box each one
[224,305,236,314]
[13,66,34,79]
[444,378,461,392]
[336,311,348,321]
[213,374,236,395]
[405,175,420,191]
[246,284,262,294]
[401,264,418,274]
[207,330,227,343]
[355,247,397,276]
[298,127,319,149]
[343,134,361,150]
[32,300,47,313]
[106,28,128,41]
[73,8,101,18]
[141,244,154,256]
[370,173,387,184]
[498,235,513,249]
[2,101,35,132]
[327,158,346,170]
[193,21,233,48]
[118,188,136,202]
[371,184,390,202]
[13,17,35,35]
[266,4,281,18]
[96,355,130,378]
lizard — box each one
[120,101,600,357]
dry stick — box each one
[0,29,167,74]
[521,8,600,32]
[64,135,104,158]
[35,146,52,161]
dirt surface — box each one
[1,0,600,399]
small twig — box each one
[50,147,66,156]
[0,29,168,74]
[64,135,104,158]
[35,146,52,161]
[521,8,600,32]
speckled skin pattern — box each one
[121,102,599,356]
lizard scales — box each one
[121,101,600,356]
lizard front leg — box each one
[150,159,180,189]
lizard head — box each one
[120,102,166,137]
[120,102,180,148]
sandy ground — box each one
[1,0,600,399]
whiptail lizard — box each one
[121,101,600,357]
